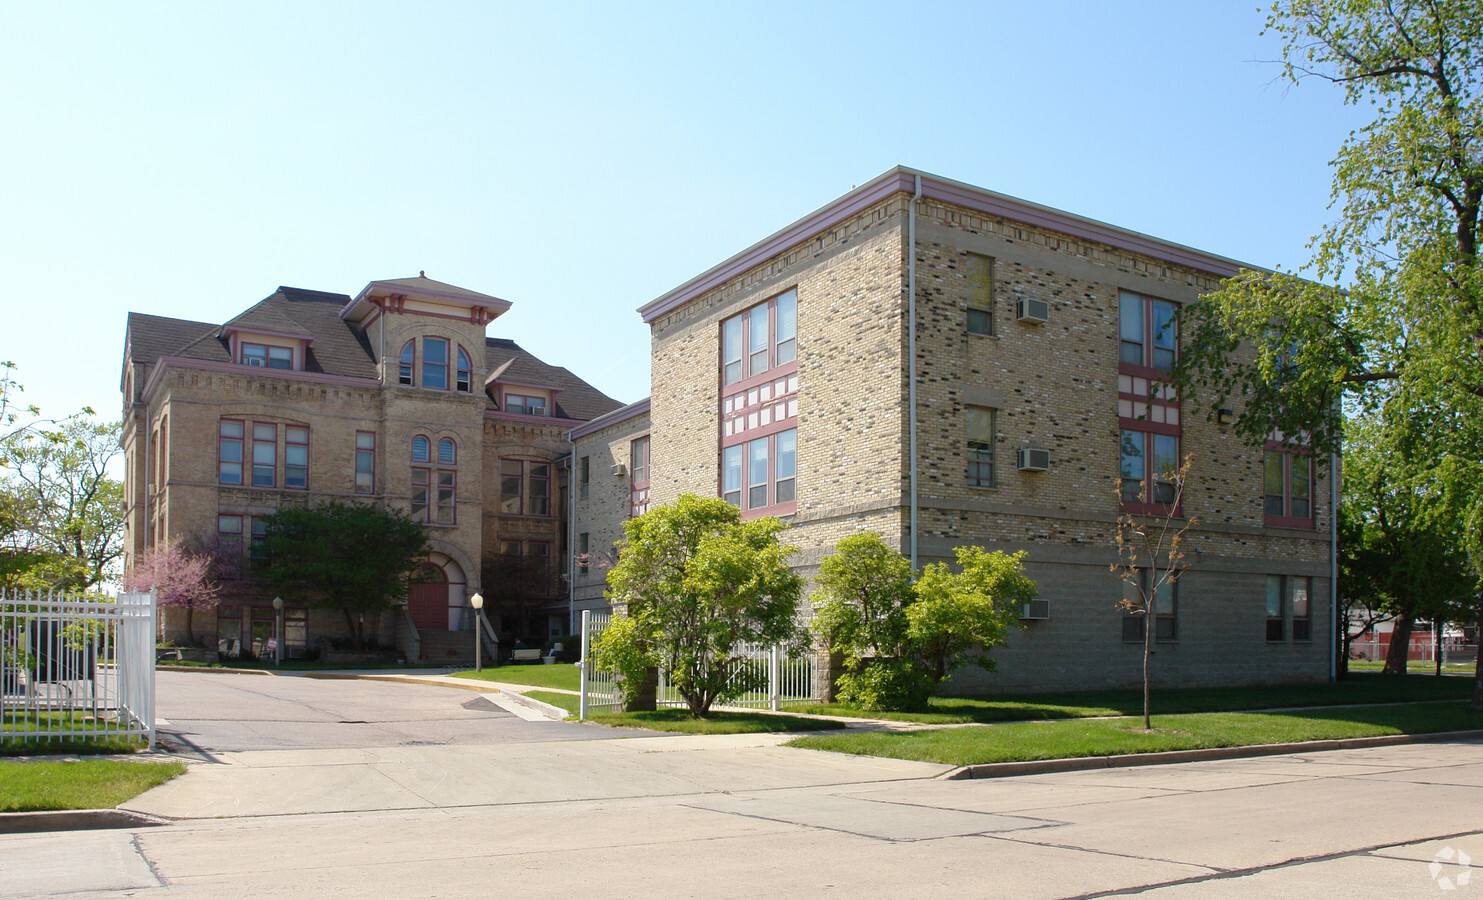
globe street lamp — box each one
[272,596,284,666]
[470,593,484,673]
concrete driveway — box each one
[154,669,636,755]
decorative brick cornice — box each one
[139,357,380,403]
[637,166,1258,324]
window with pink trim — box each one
[285,426,308,489]
[399,341,415,385]
[630,436,650,518]
[355,432,375,494]
[456,347,472,392]
[219,420,244,485]
[719,289,799,518]
[1264,445,1313,528]
[251,423,276,487]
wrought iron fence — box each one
[1,589,157,748]
[578,609,818,718]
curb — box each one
[940,728,1483,780]
[0,809,172,835]
[495,691,571,720]
[301,672,490,692]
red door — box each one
[409,580,448,631]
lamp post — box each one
[272,596,283,666]
[470,593,484,673]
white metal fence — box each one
[1,589,157,748]
[578,609,819,718]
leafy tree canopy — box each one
[601,494,803,717]
[257,502,429,650]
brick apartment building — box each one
[121,274,621,661]
[572,167,1334,693]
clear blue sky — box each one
[0,1,1363,424]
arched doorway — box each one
[408,562,449,631]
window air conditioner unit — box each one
[1019,599,1051,620]
[611,463,628,477]
[1016,447,1050,471]
[1016,298,1049,324]
[244,357,264,366]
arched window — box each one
[399,341,415,385]
[438,438,456,464]
[410,435,455,525]
[456,348,472,392]
[412,435,430,463]
[423,337,449,390]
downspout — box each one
[908,174,922,571]
[568,437,578,636]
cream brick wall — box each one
[571,410,651,619]
[640,187,1335,693]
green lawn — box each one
[788,702,1483,766]
[523,690,578,716]
[793,673,1479,725]
[1345,660,1475,674]
[585,708,849,734]
[2,713,149,756]
[451,664,580,692]
[0,759,186,811]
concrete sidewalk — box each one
[122,731,949,820]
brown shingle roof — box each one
[483,338,623,421]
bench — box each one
[510,648,544,664]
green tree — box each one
[909,546,1036,689]
[121,538,223,646]
[602,494,803,717]
[1,415,124,590]
[814,534,1036,711]
[1170,1,1483,709]
[257,502,429,650]
[1340,415,1479,673]
[813,533,926,710]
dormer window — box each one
[506,393,546,416]
[242,343,293,369]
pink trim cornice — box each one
[140,356,380,402]
[568,397,651,440]
[638,166,1259,324]
[484,409,583,426]
[340,281,513,324]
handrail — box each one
[477,608,499,652]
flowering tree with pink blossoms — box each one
[123,538,222,645]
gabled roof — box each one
[341,273,512,323]
[220,300,314,342]
[483,338,623,422]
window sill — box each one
[966,331,999,340]
[1264,516,1316,530]
[968,483,998,491]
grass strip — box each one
[522,690,578,716]
[585,708,848,734]
[451,664,580,692]
[0,759,186,811]
[793,672,1478,725]
[787,702,1483,766]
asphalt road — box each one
[154,669,640,755]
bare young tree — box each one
[1113,453,1197,730]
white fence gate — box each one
[578,609,819,719]
[1,589,157,748]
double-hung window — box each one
[966,254,994,336]
[410,436,456,524]
[1118,291,1181,513]
[630,437,650,517]
[423,338,449,390]
[252,423,277,487]
[1267,575,1312,642]
[1266,575,1285,641]
[355,432,375,494]
[1264,446,1313,527]
[719,290,800,516]
[578,456,590,499]
[967,406,995,487]
[1122,571,1177,642]
[284,426,309,489]
[498,459,550,517]
[398,342,415,385]
[720,289,798,387]
[506,394,546,416]
[219,420,244,485]
[242,343,292,369]
[456,348,472,392]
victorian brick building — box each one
[572,167,1334,693]
[121,275,621,660]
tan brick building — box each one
[121,275,621,661]
[577,167,1334,693]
